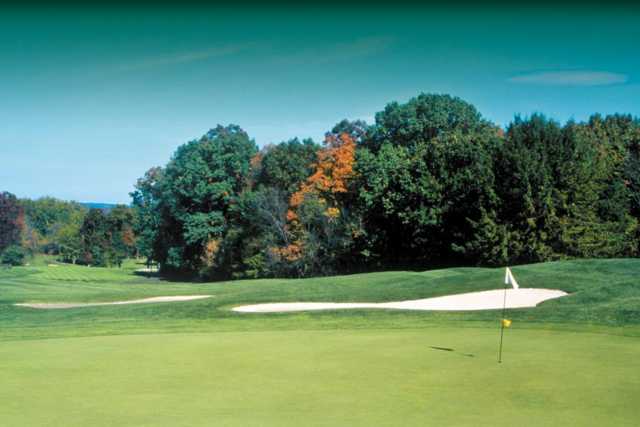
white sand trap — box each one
[15,295,212,310]
[232,288,567,313]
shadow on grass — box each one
[430,346,475,357]
[133,270,162,279]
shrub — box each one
[1,245,27,266]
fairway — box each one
[1,257,640,426]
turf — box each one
[2,329,638,426]
[1,257,639,425]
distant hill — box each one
[80,202,122,211]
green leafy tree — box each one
[327,119,370,145]
[579,115,639,255]
[0,192,24,253]
[355,94,502,267]
[625,125,640,218]
[55,220,83,264]
[106,205,137,267]
[290,193,359,276]
[222,187,291,278]
[495,114,638,261]
[154,124,258,277]
[1,245,26,266]
[21,197,85,237]
[20,197,87,254]
[131,167,164,268]
[254,138,319,194]
[80,208,109,266]
[128,94,640,279]
[355,142,442,265]
[431,132,504,265]
[495,115,565,262]
[79,206,135,267]
[366,93,495,151]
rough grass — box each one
[1,256,639,426]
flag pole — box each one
[498,271,508,364]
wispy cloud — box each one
[508,70,628,86]
[113,43,255,72]
[276,36,394,65]
[102,37,391,74]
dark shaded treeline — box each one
[129,93,640,279]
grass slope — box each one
[1,256,639,426]
[1,256,639,341]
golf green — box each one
[1,328,638,426]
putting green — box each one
[1,328,638,426]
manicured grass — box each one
[1,256,639,425]
[1,329,638,426]
[1,257,639,341]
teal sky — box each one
[2,5,640,203]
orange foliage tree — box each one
[274,133,357,264]
[287,132,356,221]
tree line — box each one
[128,93,640,279]
[0,194,136,267]
[2,93,637,274]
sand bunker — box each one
[15,295,212,309]
[232,288,567,313]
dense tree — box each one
[495,115,639,261]
[78,206,136,267]
[494,115,563,262]
[130,93,640,279]
[431,132,505,265]
[254,138,319,194]
[21,197,85,237]
[354,136,503,266]
[365,93,495,151]
[55,219,84,264]
[354,94,503,267]
[220,189,283,278]
[271,132,359,276]
[354,141,441,264]
[327,119,370,145]
[106,206,137,266]
[131,167,164,268]
[80,208,109,266]
[20,197,87,254]
[0,192,24,253]
[625,126,640,218]
[151,124,258,276]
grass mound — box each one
[2,256,639,340]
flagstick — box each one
[498,280,507,363]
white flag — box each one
[505,267,520,290]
